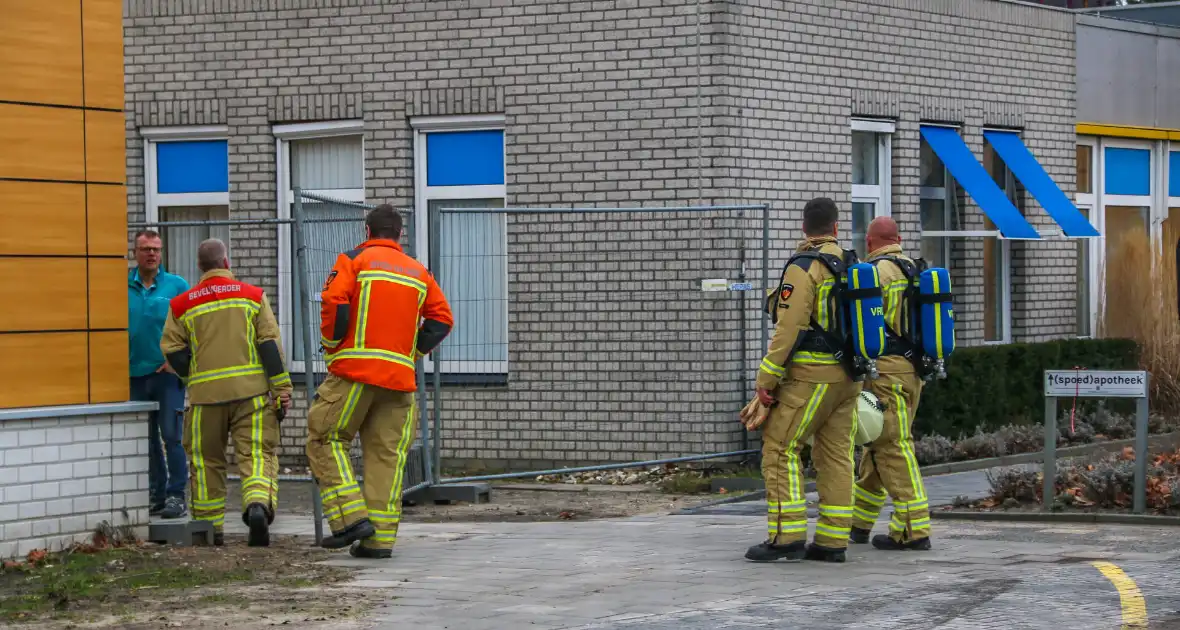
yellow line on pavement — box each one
[1092,561,1148,628]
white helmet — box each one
[854,390,885,446]
[805,389,885,447]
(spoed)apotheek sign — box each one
[1043,370,1148,399]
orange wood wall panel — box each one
[87,184,128,256]
[1,1,131,409]
[89,330,129,403]
[82,0,124,111]
[0,332,89,407]
[0,181,87,255]
[0,104,85,182]
[84,110,127,184]
[0,259,88,332]
[88,258,129,330]
[0,1,83,107]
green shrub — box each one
[914,338,1140,438]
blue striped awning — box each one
[983,130,1099,238]
[920,125,1040,240]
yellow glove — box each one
[739,396,771,431]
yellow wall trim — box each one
[1076,123,1180,141]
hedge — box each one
[914,338,1140,439]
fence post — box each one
[429,203,443,483]
[760,203,770,358]
[408,211,435,489]
[1133,373,1151,515]
[292,189,326,545]
[1042,395,1057,511]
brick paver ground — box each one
[228,472,1180,630]
[312,517,1180,630]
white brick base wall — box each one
[0,405,153,559]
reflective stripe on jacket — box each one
[160,269,292,405]
[320,239,453,392]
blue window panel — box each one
[156,140,229,194]
[983,130,1098,238]
[426,130,505,187]
[1170,151,1179,198]
[1104,147,1151,197]
[919,126,1039,239]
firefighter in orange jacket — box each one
[306,204,454,558]
[160,238,293,548]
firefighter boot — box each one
[244,503,270,548]
[849,527,871,544]
[320,518,376,550]
[872,534,932,551]
[349,542,392,559]
[745,540,806,563]
[805,542,847,563]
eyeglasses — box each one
[137,247,162,254]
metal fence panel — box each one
[292,191,432,492]
[129,196,433,545]
[428,204,770,483]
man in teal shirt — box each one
[128,230,191,520]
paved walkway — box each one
[688,468,1001,517]
[223,467,1180,629]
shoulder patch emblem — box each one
[322,270,338,291]
[778,283,794,304]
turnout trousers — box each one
[851,372,930,543]
[183,394,280,533]
[762,379,862,550]
[306,374,417,552]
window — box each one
[981,139,1014,344]
[1099,141,1154,335]
[1167,204,1180,322]
[140,126,231,287]
[850,119,893,256]
[1167,148,1179,262]
[918,136,960,271]
[1076,141,1097,337]
[1169,150,1180,319]
[273,120,366,373]
[412,115,508,376]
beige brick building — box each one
[121,0,1090,469]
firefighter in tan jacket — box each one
[745,197,862,564]
[160,239,293,548]
[849,217,931,550]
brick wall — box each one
[123,0,1083,470]
[0,411,150,558]
[717,0,1079,344]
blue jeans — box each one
[131,372,188,501]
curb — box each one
[670,489,766,514]
[916,431,1180,476]
[488,483,655,494]
[931,510,1180,526]
[671,482,821,515]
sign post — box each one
[1042,370,1151,513]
